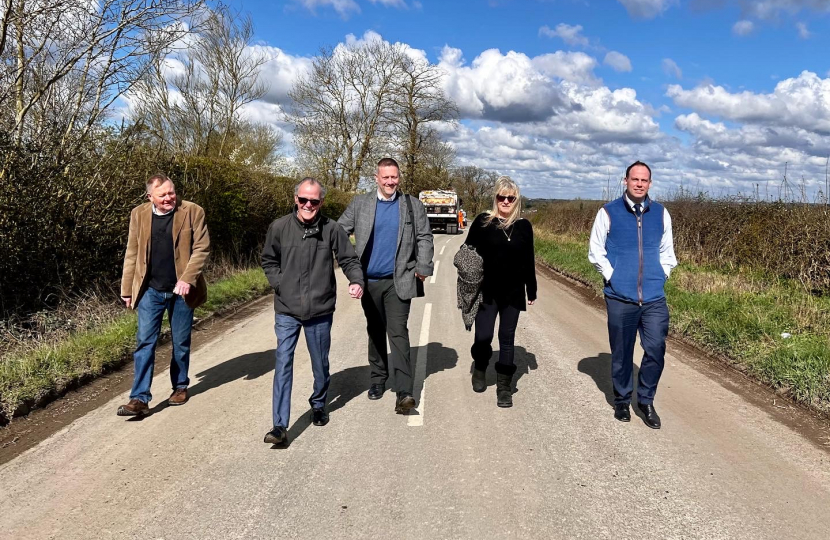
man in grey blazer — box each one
[338,157,434,414]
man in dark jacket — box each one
[261,178,364,446]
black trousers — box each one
[471,299,521,376]
[361,278,414,395]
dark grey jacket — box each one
[262,212,364,321]
[338,191,434,300]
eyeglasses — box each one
[496,194,516,203]
[297,197,321,206]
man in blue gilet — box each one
[588,161,677,429]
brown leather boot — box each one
[117,399,149,416]
[168,388,188,406]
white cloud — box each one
[538,23,590,47]
[603,51,632,72]
[795,21,811,38]
[369,0,408,7]
[439,48,574,122]
[743,0,830,21]
[617,0,677,18]
[539,84,662,144]
[250,45,313,106]
[295,0,412,17]
[532,51,601,85]
[662,58,682,79]
[732,20,755,36]
[667,71,830,134]
[296,0,361,18]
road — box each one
[1,231,829,540]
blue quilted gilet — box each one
[602,196,666,304]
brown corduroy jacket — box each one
[120,200,210,309]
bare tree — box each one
[451,165,498,216]
[131,6,271,162]
[289,39,403,191]
[0,0,203,162]
[389,54,457,193]
[404,132,456,195]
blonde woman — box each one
[463,177,537,407]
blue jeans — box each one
[130,288,194,403]
[605,296,670,405]
[272,313,333,428]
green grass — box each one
[535,231,830,411]
[0,268,270,421]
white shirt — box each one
[152,204,174,216]
[376,189,399,202]
[588,194,678,281]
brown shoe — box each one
[168,388,188,406]
[117,399,149,416]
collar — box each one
[294,209,323,229]
[376,189,399,202]
[623,194,649,211]
[152,204,175,216]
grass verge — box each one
[535,229,830,414]
[0,268,270,423]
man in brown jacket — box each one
[117,174,210,417]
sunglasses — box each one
[297,197,321,206]
[496,194,516,203]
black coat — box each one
[262,212,364,320]
[464,213,537,310]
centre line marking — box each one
[408,302,432,427]
[430,260,440,283]
[440,245,446,256]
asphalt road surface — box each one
[2,231,829,540]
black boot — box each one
[496,373,513,408]
[471,368,486,393]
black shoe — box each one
[638,403,662,429]
[471,368,486,393]
[368,383,385,400]
[312,407,329,426]
[264,426,288,445]
[394,393,416,414]
[614,403,631,422]
[496,373,513,408]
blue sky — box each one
[216,0,830,199]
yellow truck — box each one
[419,190,460,234]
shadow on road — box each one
[466,345,538,394]
[283,341,459,445]
[578,353,640,408]
[128,351,275,421]
[188,349,276,399]
[408,342,460,417]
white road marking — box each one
[430,260,440,283]
[440,245,446,256]
[408,302,432,427]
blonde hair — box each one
[485,176,522,229]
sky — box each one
[205,0,830,200]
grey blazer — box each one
[338,191,434,300]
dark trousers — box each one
[272,313,333,428]
[471,299,521,376]
[605,296,670,405]
[361,278,413,396]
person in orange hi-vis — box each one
[458,209,465,230]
